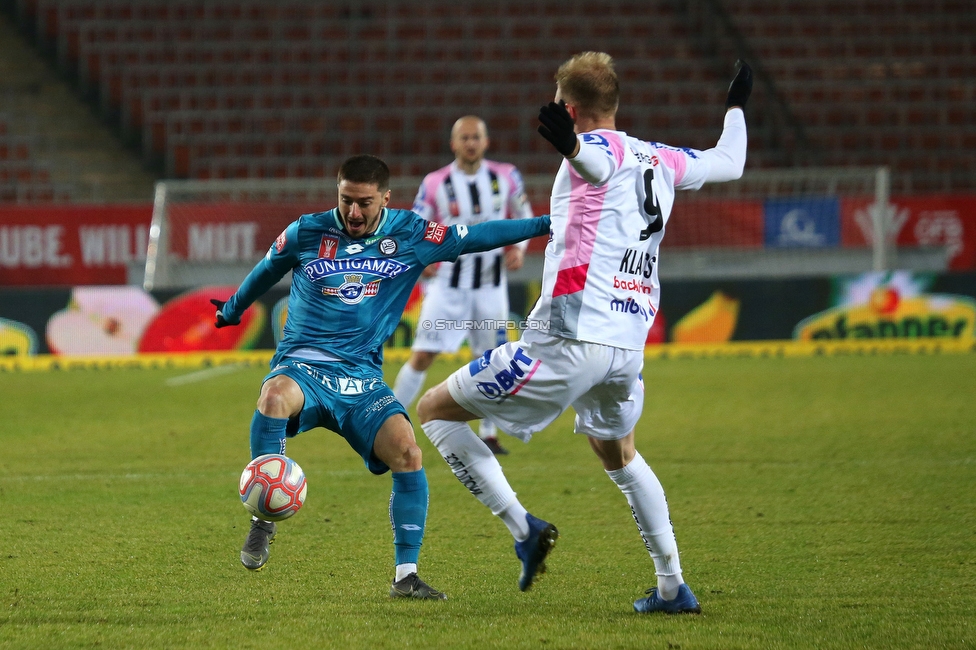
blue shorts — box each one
[265,358,408,475]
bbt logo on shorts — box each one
[474,348,540,400]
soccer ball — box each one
[239,454,307,522]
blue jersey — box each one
[222,207,549,373]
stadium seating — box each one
[8,0,975,193]
[721,0,975,191]
[0,114,72,202]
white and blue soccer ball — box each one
[239,454,307,522]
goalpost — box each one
[142,166,944,291]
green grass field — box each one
[2,352,975,649]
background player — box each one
[210,154,550,600]
[393,116,535,456]
[417,54,751,612]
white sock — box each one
[606,451,685,601]
[422,419,529,540]
[395,562,417,582]
[498,500,530,541]
[479,418,497,440]
[393,364,427,407]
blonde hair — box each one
[554,52,619,119]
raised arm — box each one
[700,62,752,183]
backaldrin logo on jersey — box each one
[794,291,976,340]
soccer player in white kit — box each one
[393,116,535,456]
[417,53,752,613]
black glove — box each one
[725,60,753,110]
[537,101,578,157]
[210,298,232,328]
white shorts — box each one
[412,283,510,354]
[447,330,645,442]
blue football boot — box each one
[514,513,558,591]
[633,583,701,614]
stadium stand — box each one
[0,5,155,202]
[704,0,975,192]
[2,0,974,199]
[0,113,69,202]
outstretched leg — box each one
[418,381,557,591]
[589,431,700,614]
[241,374,304,571]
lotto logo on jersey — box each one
[318,235,339,259]
[424,222,448,244]
[474,348,541,400]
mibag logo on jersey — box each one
[304,257,409,282]
[609,296,652,322]
[424,222,448,244]
[473,348,541,400]
[322,274,382,305]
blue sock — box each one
[389,469,429,566]
[250,410,288,459]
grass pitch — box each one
[1,352,975,649]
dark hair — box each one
[337,155,390,191]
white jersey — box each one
[528,109,747,350]
[412,160,534,290]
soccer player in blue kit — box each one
[210,155,550,600]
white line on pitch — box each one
[165,363,247,386]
